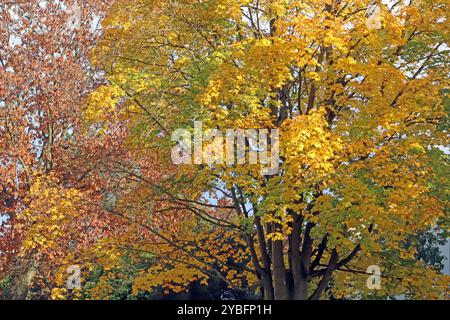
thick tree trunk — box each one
[261,274,274,300]
[289,214,307,300]
[271,236,288,300]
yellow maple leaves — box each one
[85,85,125,123]
[18,174,83,255]
[80,0,450,299]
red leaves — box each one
[0,0,112,296]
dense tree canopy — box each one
[1,0,449,300]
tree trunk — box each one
[261,274,274,300]
[8,253,37,300]
[271,235,288,300]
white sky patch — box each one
[8,34,22,48]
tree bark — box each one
[271,223,288,300]
[261,274,274,300]
[8,252,37,300]
[289,214,306,300]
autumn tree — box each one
[2,0,448,301]
[0,0,115,299]
[85,0,450,300]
